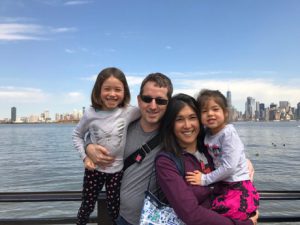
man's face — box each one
[137,81,169,131]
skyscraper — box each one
[11,107,16,122]
[259,103,265,121]
[226,90,232,108]
[245,97,255,120]
[297,102,300,120]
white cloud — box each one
[80,74,143,87]
[126,76,143,86]
[65,46,88,54]
[36,0,93,6]
[0,17,33,23]
[64,92,85,103]
[80,74,97,81]
[169,71,234,78]
[0,88,88,118]
[68,92,83,97]
[0,86,48,102]
[65,48,75,53]
[51,27,77,33]
[0,23,44,40]
[0,22,77,41]
[64,0,93,6]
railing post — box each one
[97,198,101,225]
[97,197,112,225]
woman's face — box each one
[173,105,200,153]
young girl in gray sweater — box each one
[72,67,139,225]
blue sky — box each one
[1,0,300,119]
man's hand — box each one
[86,144,115,168]
[84,156,96,171]
[247,159,255,182]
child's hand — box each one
[185,170,203,185]
[84,156,96,171]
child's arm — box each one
[186,160,254,186]
[186,160,253,186]
[72,110,91,160]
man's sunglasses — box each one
[140,95,168,105]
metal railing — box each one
[0,191,111,225]
[0,190,300,224]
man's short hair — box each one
[139,73,173,99]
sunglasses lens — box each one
[156,99,168,105]
[141,95,168,105]
[141,96,152,103]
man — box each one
[86,73,173,225]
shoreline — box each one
[1,120,299,125]
[0,120,79,125]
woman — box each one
[155,93,258,225]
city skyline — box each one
[1,1,300,118]
[3,94,299,122]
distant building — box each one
[297,102,300,120]
[28,114,40,123]
[259,103,265,121]
[269,103,281,120]
[255,101,260,120]
[226,90,232,108]
[226,90,239,122]
[245,97,255,120]
[11,107,16,122]
[40,110,51,122]
[280,101,294,120]
[55,113,61,122]
[265,107,270,121]
[279,101,290,111]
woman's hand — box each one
[86,144,115,168]
[185,170,203,185]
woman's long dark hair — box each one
[159,93,205,157]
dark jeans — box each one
[115,215,133,225]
